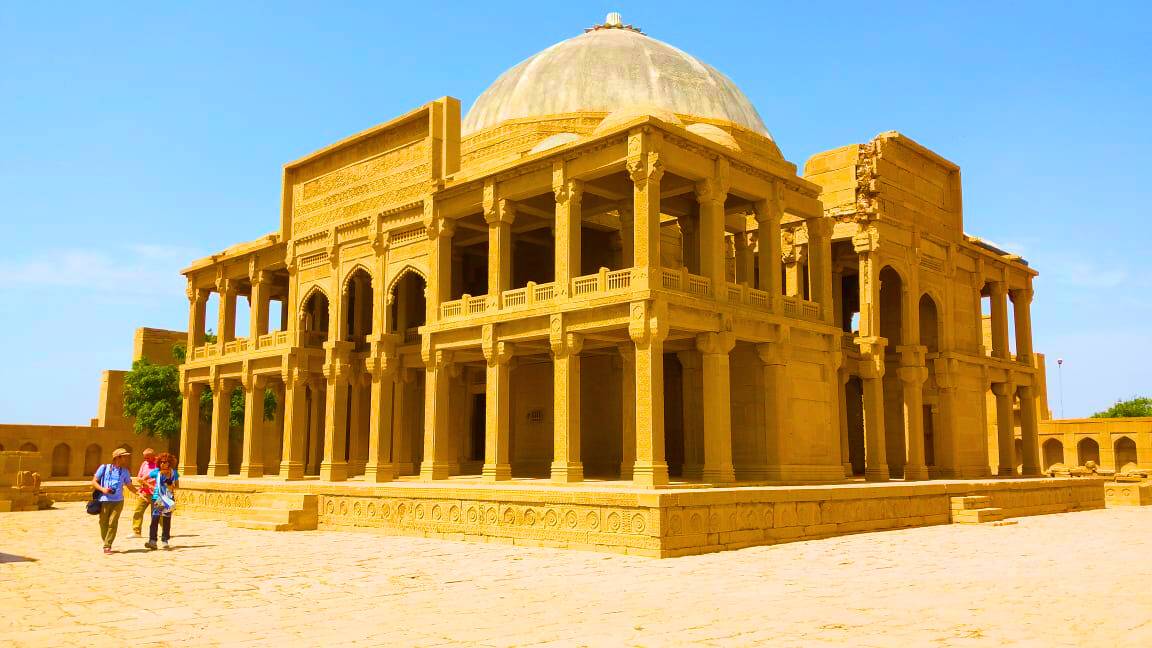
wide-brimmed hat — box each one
[111,448,131,459]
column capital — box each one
[756,326,791,366]
[553,178,584,206]
[626,153,664,188]
[483,340,514,367]
[627,300,667,347]
[421,348,453,371]
[987,279,1007,298]
[215,276,236,296]
[990,381,1015,397]
[241,372,267,392]
[694,175,729,205]
[896,365,928,386]
[1009,286,1034,304]
[186,284,209,304]
[485,198,516,226]
[852,228,879,254]
[550,332,583,359]
[425,216,456,240]
[895,344,928,368]
[696,331,736,356]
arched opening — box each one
[1115,436,1138,472]
[1077,437,1100,466]
[84,444,102,475]
[1042,438,1064,471]
[919,294,941,354]
[19,442,37,453]
[343,268,374,347]
[389,270,428,343]
[300,288,330,347]
[51,443,71,477]
[878,266,906,478]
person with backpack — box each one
[91,448,141,555]
[143,452,180,550]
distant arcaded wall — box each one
[0,424,168,481]
[133,327,187,365]
[1037,417,1152,472]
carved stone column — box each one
[554,172,583,295]
[1011,287,1035,365]
[618,204,634,270]
[551,327,584,483]
[992,381,1016,476]
[279,369,308,480]
[619,344,636,480]
[179,381,205,475]
[856,337,889,482]
[206,376,235,477]
[216,278,237,348]
[754,193,783,311]
[628,300,668,487]
[807,218,835,325]
[426,212,455,323]
[484,187,515,304]
[1018,384,1041,476]
[626,130,664,285]
[757,329,790,479]
[734,232,754,286]
[364,337,398,483]
[695,161,729,300]
[239,372,267,478]
[698,331,736,483]
[420,348,454,480]
[853,230,881,339]
[897,346,929,481]
[320,342,353,482]
[989,281,1010,360]
[186,286,209,351]
[249,270,271,341]
[482,329,513,481]
[837,368,852,477]
[677,350,704,480]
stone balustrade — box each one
[188,330,294,362]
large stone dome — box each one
[462,15,770,138]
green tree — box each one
[1091,396,1152,418]
[122,352,182,439]
[123,332,276,443]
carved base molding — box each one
[177,477,1105,557]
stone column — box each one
[249,271,271,341]
[807,218,835,325]
[179,381,205,475]
[346,375,366,474]
[932,358,960,478]
[619,344,636,480]
[734,232,754,286]
[306,380,323,475]
[677,351,704,480]
[554,175,583,294]
[206,377,234,477]
[618,205,634,270]
[697,332,736,483]
[392,370,413,475]
[856,338,889,482]
[426,215,455,323]
[320,342,352,482]
[897,347,929,481]
[482,334,513,481]
[680,214,699,274]
[989,281,1010,359]
[626,130,663,286]
[239,373,267,478]
[1011,287,1035,365]
[853,231,881,339]
[186,286,208,351]
[757,333,790,479]
[754,195,783,310]
[992,381,1016,476]
[485,191,515,304]
[695,165,729,300]
[420,349,454,480]
[216,278,237,347]
[1018,384,1041,476]
[628,301,668,487]
[364,339,398,483]
[837,369,852,477]
[279,370,308,480]
[551,329,584,482]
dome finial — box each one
[585,11,642,33]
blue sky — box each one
[1,1,1148,423]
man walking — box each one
[92,448,141,554]
[132,448,157,537]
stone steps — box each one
[950,495,1008,525]
[228,493,317,531]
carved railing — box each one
[659,267,712,297]
[404,327,421,344]
[571,268,632,297]
[188,329,296,361]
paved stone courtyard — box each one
[2,503,1150,647]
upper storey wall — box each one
[283,98,461,239]
[804,132,963,239]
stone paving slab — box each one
[1,503,1150,646]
